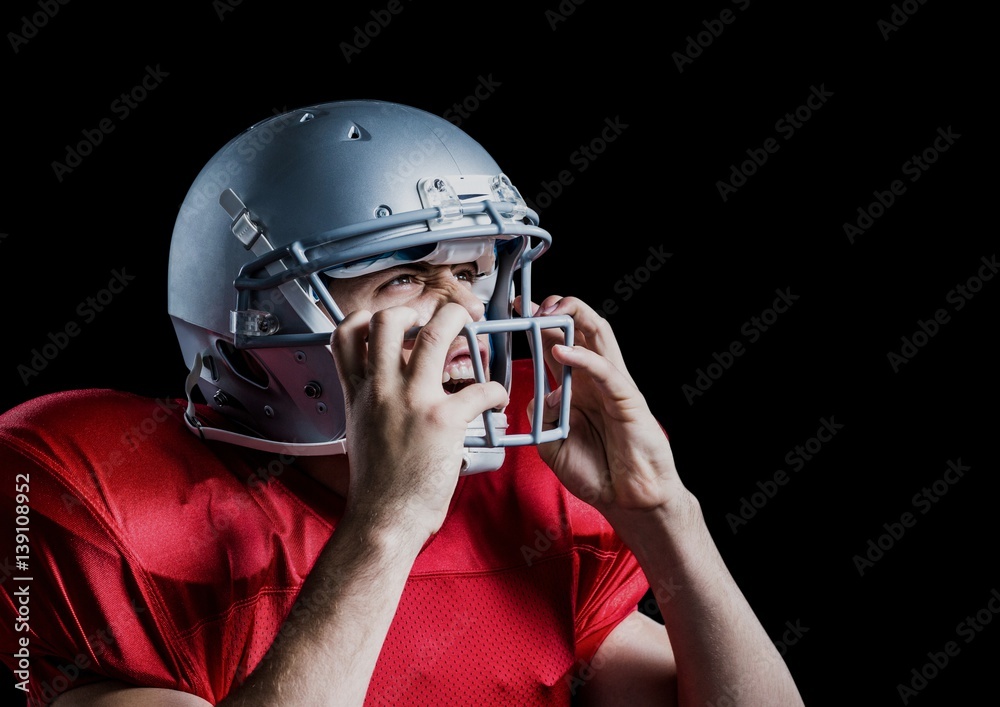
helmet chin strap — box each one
[181,351,506,473]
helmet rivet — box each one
[316,402,327,414]
[294,351,307,363]
[374,205,391,218]
[433,178,445,190]
[213,390,231,407]
[303,381,322,398]
[263,405,274,417]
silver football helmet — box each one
[168,100,571,473]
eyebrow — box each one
[379,261,477,274]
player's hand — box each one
[331,303,509,538]
[514,295,689,526]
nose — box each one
[441,278,486,321]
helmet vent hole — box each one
[347,124,361,140]
[203,354,219,381]
[299,112,316,123]
[216,340,270,389]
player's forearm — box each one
[217,510,427,707]
[618,491,805,707]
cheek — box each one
[324,284,374,317]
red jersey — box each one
[0,360,649,705]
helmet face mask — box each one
[168,100,571,473]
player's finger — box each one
[514,296,566,382]
[549,342,643,411]
[450,380,510,424]
[540,296,633,384]
[330,309,374,394]
[407,302,474,384]
[366,306,420,378]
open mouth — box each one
[442,359,476,394]
[442,339,490,394]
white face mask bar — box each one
[459,315,574,447]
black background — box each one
[1,1,996,705]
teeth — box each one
[442,360,475,384]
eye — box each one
[379,272,416,289]
[454,266,480,283]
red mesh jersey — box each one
[0,360,649,705]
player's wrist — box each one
[608,486,707,562]
[339,501,439,558]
